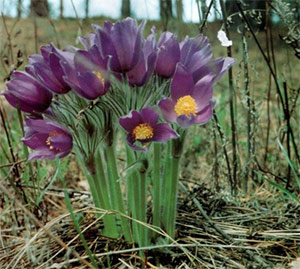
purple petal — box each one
[192,101,214,125]
[156,34,180,78]
[212,57,235,82]
[171,64,194,101]
[158,98,177,122]
[49,53,71,92]
[176,114,194,128]
[28,148,57,160]
[126,134,147,151]
[95,28,121,72]
[180,35,212,67]
[77,71,108,100]
[21,133,48,149]
[28,54,44,65]
[74,50,96,73]
[119,110,143,132]
[32,62,64,94]
[140,107,159,126]
[110,18,141,72]
[152,123,178,142]
[191,75,214,111]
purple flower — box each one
[158,64,215,128]
[28,44,73,94]
[21,118,73,160]
[155,32,180,78]
[78,33,96,50]
[3,71,52,114]
[119,107,178,151]
[62,45,110,100]
[126,29,157,86]
[179,35,235,83]
[93,18,144,73]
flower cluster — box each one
[2,18,234,159]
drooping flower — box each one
[21,118,73,160]
[179,35,235,83]
[119,107,178,151]
[126,28,157,86]
[62,45,110,100]
[155,32,180,78]
[158,64,215,128]
[3,71,52,114]
[93,18,145,73]
[27,44,74,94]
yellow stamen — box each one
[132,123,154,140]
[174,95,197,117]
[93,71,105,87]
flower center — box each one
[174,95,197,117]
[46,131,63,151]
[93,71,105,87]
[132,123,154,140]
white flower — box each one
[217,30,232,47]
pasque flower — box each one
[62,45,110,100]
[21,118,73,160]
[179,35,235,83]
[27,44,73,94]
[155,31,180,78]
[119,107,178,151]
[127,28,157,86]
[3,71,52,114]
[93,18,144,73]
[158,64,215,128]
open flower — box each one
[119,107,178,151]
[27,44,73,94]
[21,118,73,160]
[155,32,180,78]
[3,71,52,114]
[158,64,215,128]
[62,45,110,100]
[93,18,144,73]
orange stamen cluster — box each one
[132,123,154,140]
[174,95,197,117]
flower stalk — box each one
[105,142,132,242]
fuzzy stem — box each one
[94,150,119,238]
[126,146,141,245]
[161,140,172,229]
[105,144,132,242]
[152,143,161,229]
[138,159,149,247]
[163,133,185,238]
[165,155,181,238]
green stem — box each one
[138,167,148,247]
[94,150,119,238]
[126,146,140,244]
[161,141,172,229]
[105,144,132,242]
[163,134,185,239]
[152,143,161,230]
[165,156,180,238]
